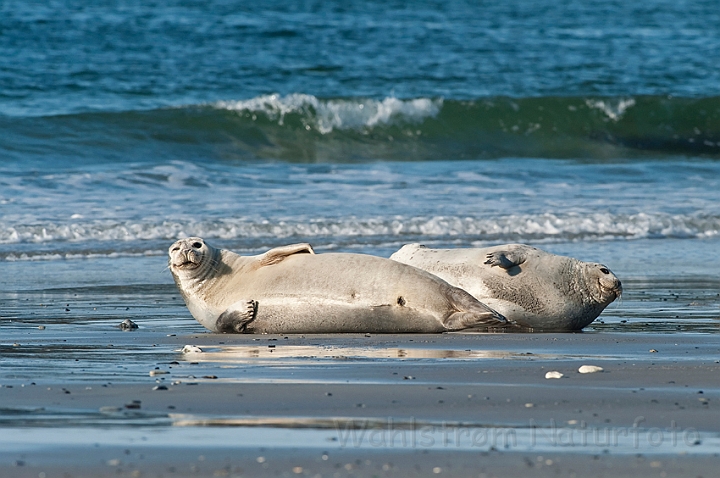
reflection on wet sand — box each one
[167,414,719,455]
[178,344,606,362]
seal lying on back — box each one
[390,244,622,331]
[168,237,509,334]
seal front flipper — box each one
[442,287,512,331]
[259,243,315,267]
[484,247,530,269]
[216,300,258,333]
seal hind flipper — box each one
[443,287,511,331]
[216,300,258,333]
[259,243,315,267]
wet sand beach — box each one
[1,326,719,477]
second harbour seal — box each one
[390,243,622,331]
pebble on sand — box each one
[119,319,138,330]
[578,365,604,374]
[182,345,203,353]
[545,371,564,379]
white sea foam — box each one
[1,213,717,252]
[4,251,163,262]
[214,94,442,134]
[585,98,636,121]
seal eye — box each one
[600,267,610,274]
[192,242,202,249]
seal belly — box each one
[221,253,452,313]
[217,254,459,333]
[245,299,447,334]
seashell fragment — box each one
[578,365,604,374]
[545,371,564,379]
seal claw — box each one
[484,250,526,269]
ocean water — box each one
[2,0,720,335]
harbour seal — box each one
[390,244,622,331]
[168,237,509,334]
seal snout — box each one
[173,249,199,268]
[169,238,206,270]
[603,280,623,299]
[597,265,622,300]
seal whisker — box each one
[614,290,624,307]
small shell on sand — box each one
[545,371,564,379]
[181,345,203,353]
[578,365,604,374]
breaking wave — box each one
[3,94,720,163]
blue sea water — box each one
[1,0,719,332]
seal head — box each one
[170,238,210,271]
[169,237,230,286]
[584,262,623,305]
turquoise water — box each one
[3,0,720,113]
